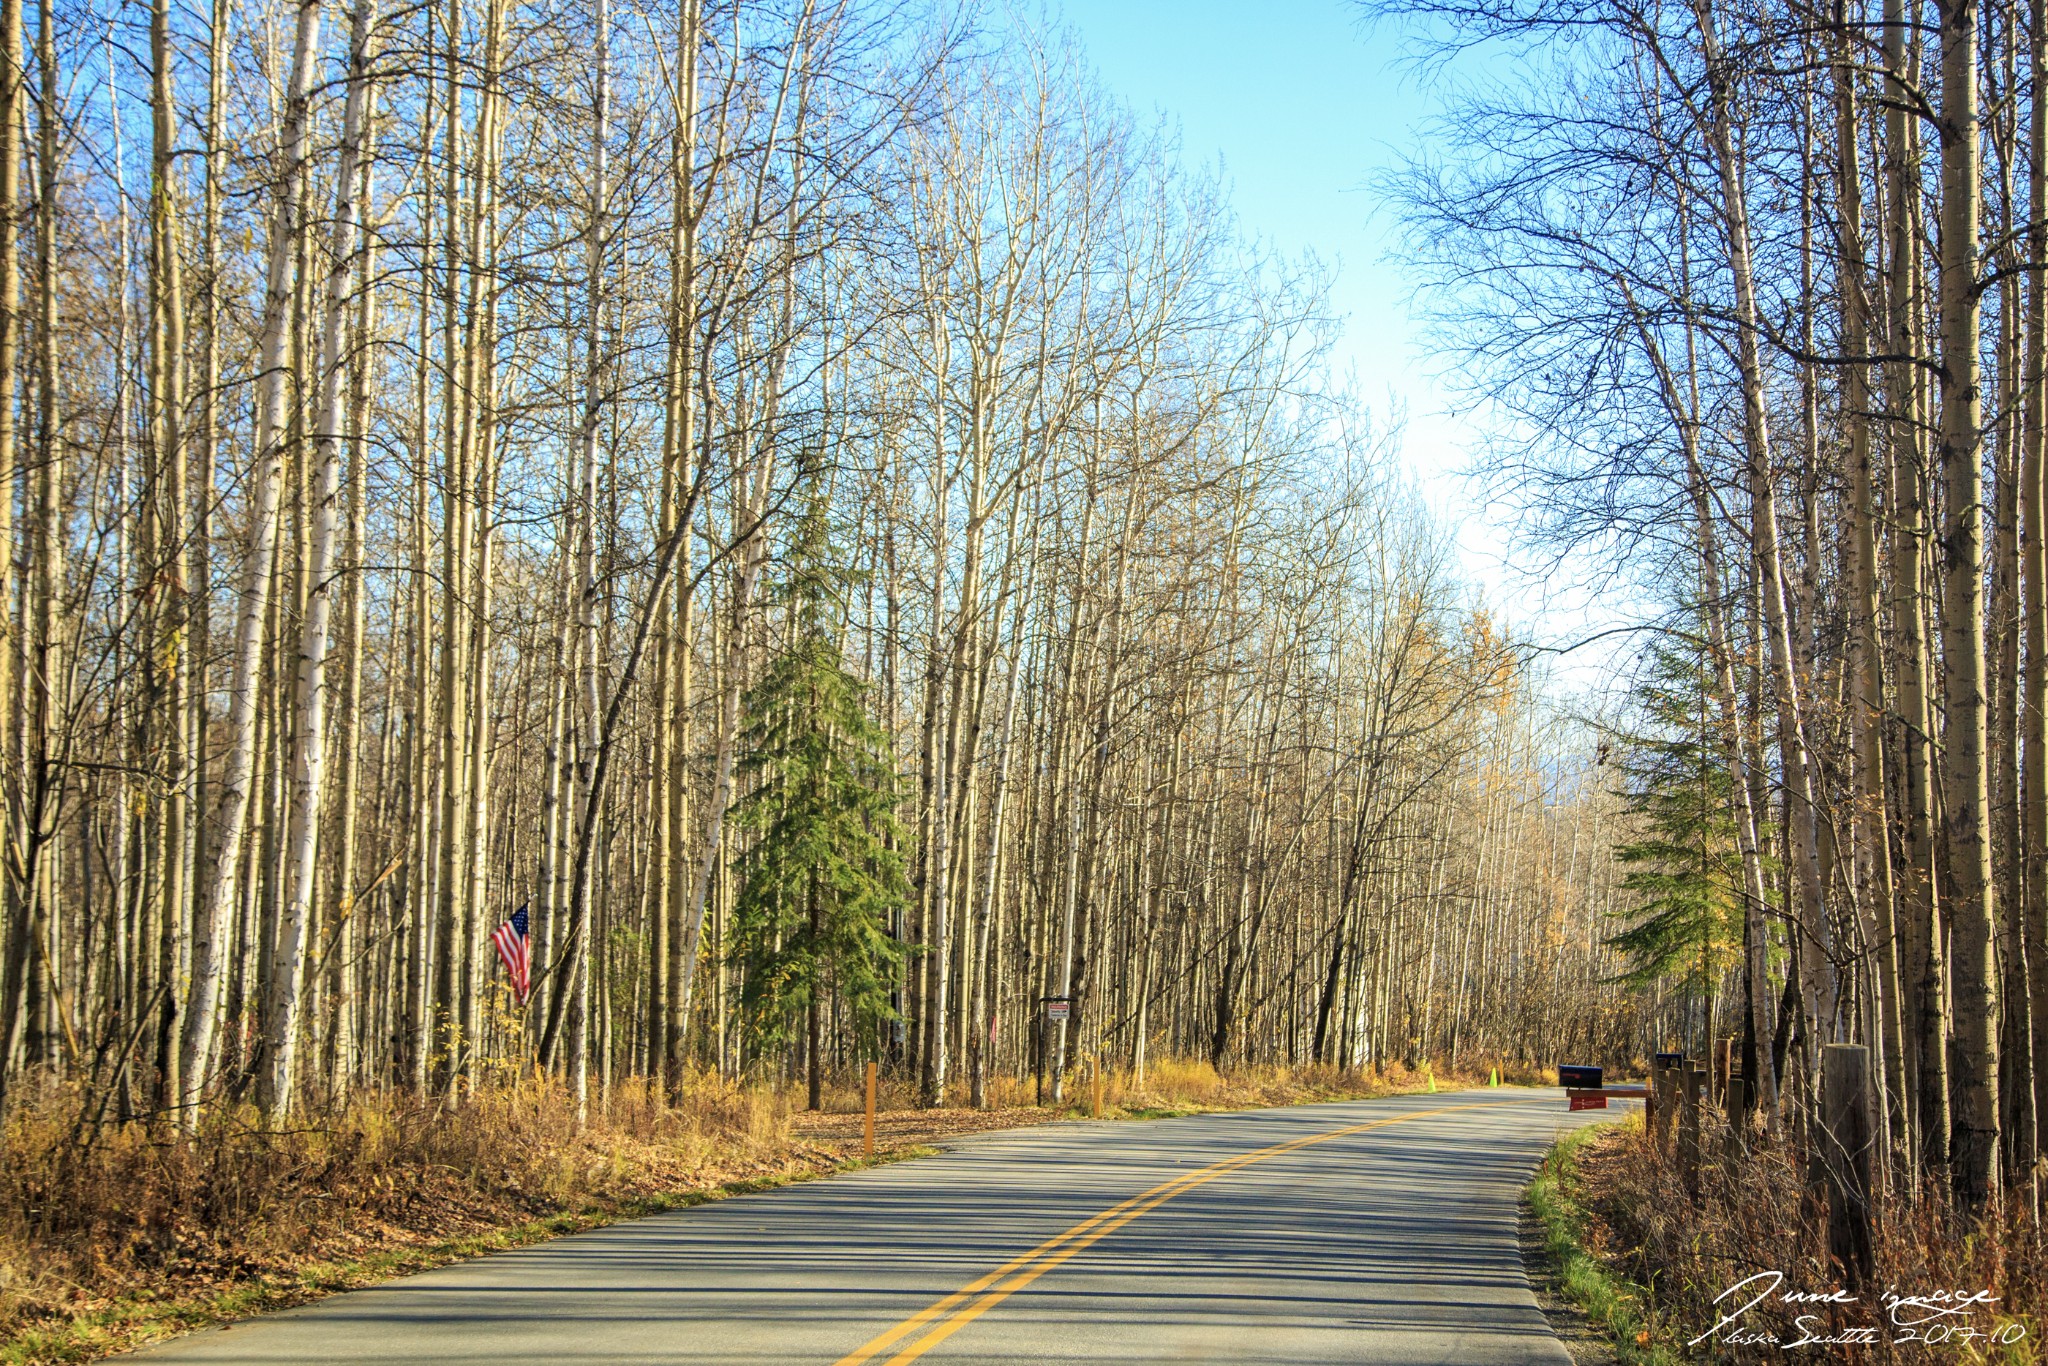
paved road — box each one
[127,1088,1611,1365]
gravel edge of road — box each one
[1523,1120,1691,1366]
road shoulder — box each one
[1521,1183,1620,1366]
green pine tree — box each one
[728,495,907,1108]
[1605,636,1744,1045]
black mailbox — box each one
[1558,1064,1603,1089]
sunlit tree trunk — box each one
[1835,7,1908,1151]
[2025,0,2048,1201]
[1935,0,2001,1210]
[264,0,378,1118]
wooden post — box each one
[1667,1057,1684,1145]
[1680,1061,1705,1200]
[1715,1037,1734,1105]
[1652,1057,1679,1145]
[1035,1013,1045,1106]
[864,1061,877,1158]
[1724,1073,1750,1161]
[1822,1044,1875,1288]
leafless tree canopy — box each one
[0,0,1634,1136]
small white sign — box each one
[1045,999,1070,1021]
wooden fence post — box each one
[1680,1061,1705,1200]
[1652,1057,1679,1146]
[1649,1060,1663,1142]
[1822,1044,1874,1289]
[1723,1073,1749,1161]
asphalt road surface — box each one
[126,1087,1612,1365]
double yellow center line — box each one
[832,1099,1525,1366]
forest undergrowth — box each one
[1561,1116,2044,1363]
[0,1069,820,1363]
[0,1059,1530,1363]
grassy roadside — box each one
[1557,1103,2041,1364]
[1528,1120,1685,1366]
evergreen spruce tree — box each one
[1605,636,1746,1052]
[729,493,908,1108]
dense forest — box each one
[0,0,1648,1138]
[1390,0,2048,1213]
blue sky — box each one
[1060,0,1624,692]
[1061,0,1424,420]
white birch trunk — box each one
[262,0,376,1117]
[180,0,325,1119]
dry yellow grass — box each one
[1570,1115,2043,1362]
[980,1055,1550,1115]
[0,1071,821,1363]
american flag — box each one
[490,904,531,1004]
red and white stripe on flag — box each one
[491,904,531,1004]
